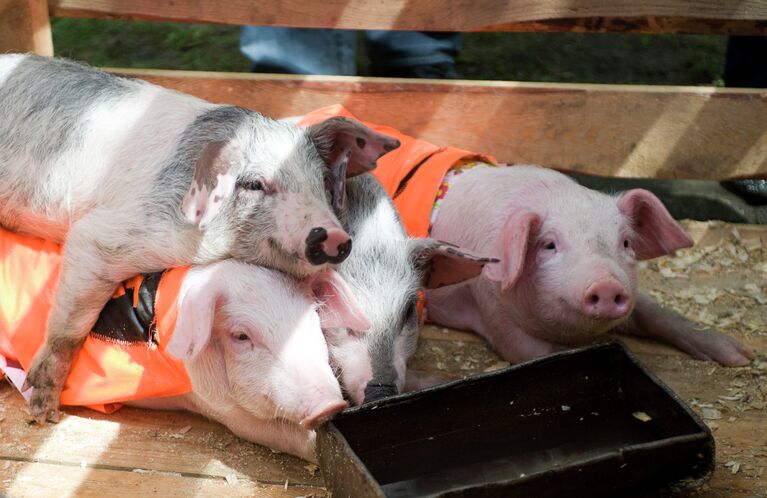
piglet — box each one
[0,233,366,461]
[130,262,365,461]
[323,174,498,404]
[427,165,755,366]
[0,54,398,423]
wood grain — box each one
[113,68,767,181]
[0,460,327,497]
[0,386,324,487]
[2,222,765,497]
[0,0,53,55]
[47,0,767,35]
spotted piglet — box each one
[0,55,398,423]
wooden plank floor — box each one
[2,220,765,497]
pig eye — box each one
[237,178,264,191]
[234,332,251,342]
[405,300,417,320]
[544,241,556,250]
[623,239,630,248]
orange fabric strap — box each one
[299,105,495,238]
[0,227,192,413]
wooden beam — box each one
[0,385,324,487]
[48,0,767,35]
[0,461,327,497]
[112,69,767,181]
[0,0,53,55]
[2,223,765,497]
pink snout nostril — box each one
[321,228,352,264]
[305,227,352,265]
[581,280,632,320]
[300,400,348,430]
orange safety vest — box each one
[0,227,191,413]
[299,105,496,238]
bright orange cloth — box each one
[0,227,191,413]
[299,105,496,238]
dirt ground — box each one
[1,220,765,497]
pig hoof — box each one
[27,387,62,425]
[23,349,66,425]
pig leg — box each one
[620,292,756,367]
[22,220,127,423]
[403,369,456,392]
[426,282,565,364]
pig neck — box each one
[427,162,492,235]
[425,279,564,363]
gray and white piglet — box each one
[0,54,398,423]
[324,173,498,404]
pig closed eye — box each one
[237,178,264,191]
[405,300,417,320]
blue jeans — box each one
[240,27,460,77]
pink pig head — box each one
[166,262,370,434]
[485,171,693,343]
[429,166,694,360]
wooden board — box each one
[0,0,53,56]
[114,68,767,181]
[1,220,765,497]
[48,0,767,35]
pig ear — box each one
[409,239,499,289]
[617,189,694,260]
[308,270,371,332]
[483,211,541,292]
[309,117,400,177]
[325,149,351,212]
[166,270,219,361]
[181,141,236,228]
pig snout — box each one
[305,227,352,265]
[363,382,399,403]
[581,279,632,320]
[299,399,348,430]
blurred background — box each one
[51,18,726,85]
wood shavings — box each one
[224,473,238,485]
[743,283,767,305]
[169,425,193,439]
[719,393,744,402]
[632,411,652,422]
[483,361,510,372]
[304,463,319,476]
[701,408,722,420]
[725,461,741,474]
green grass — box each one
[51,18,727,85]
